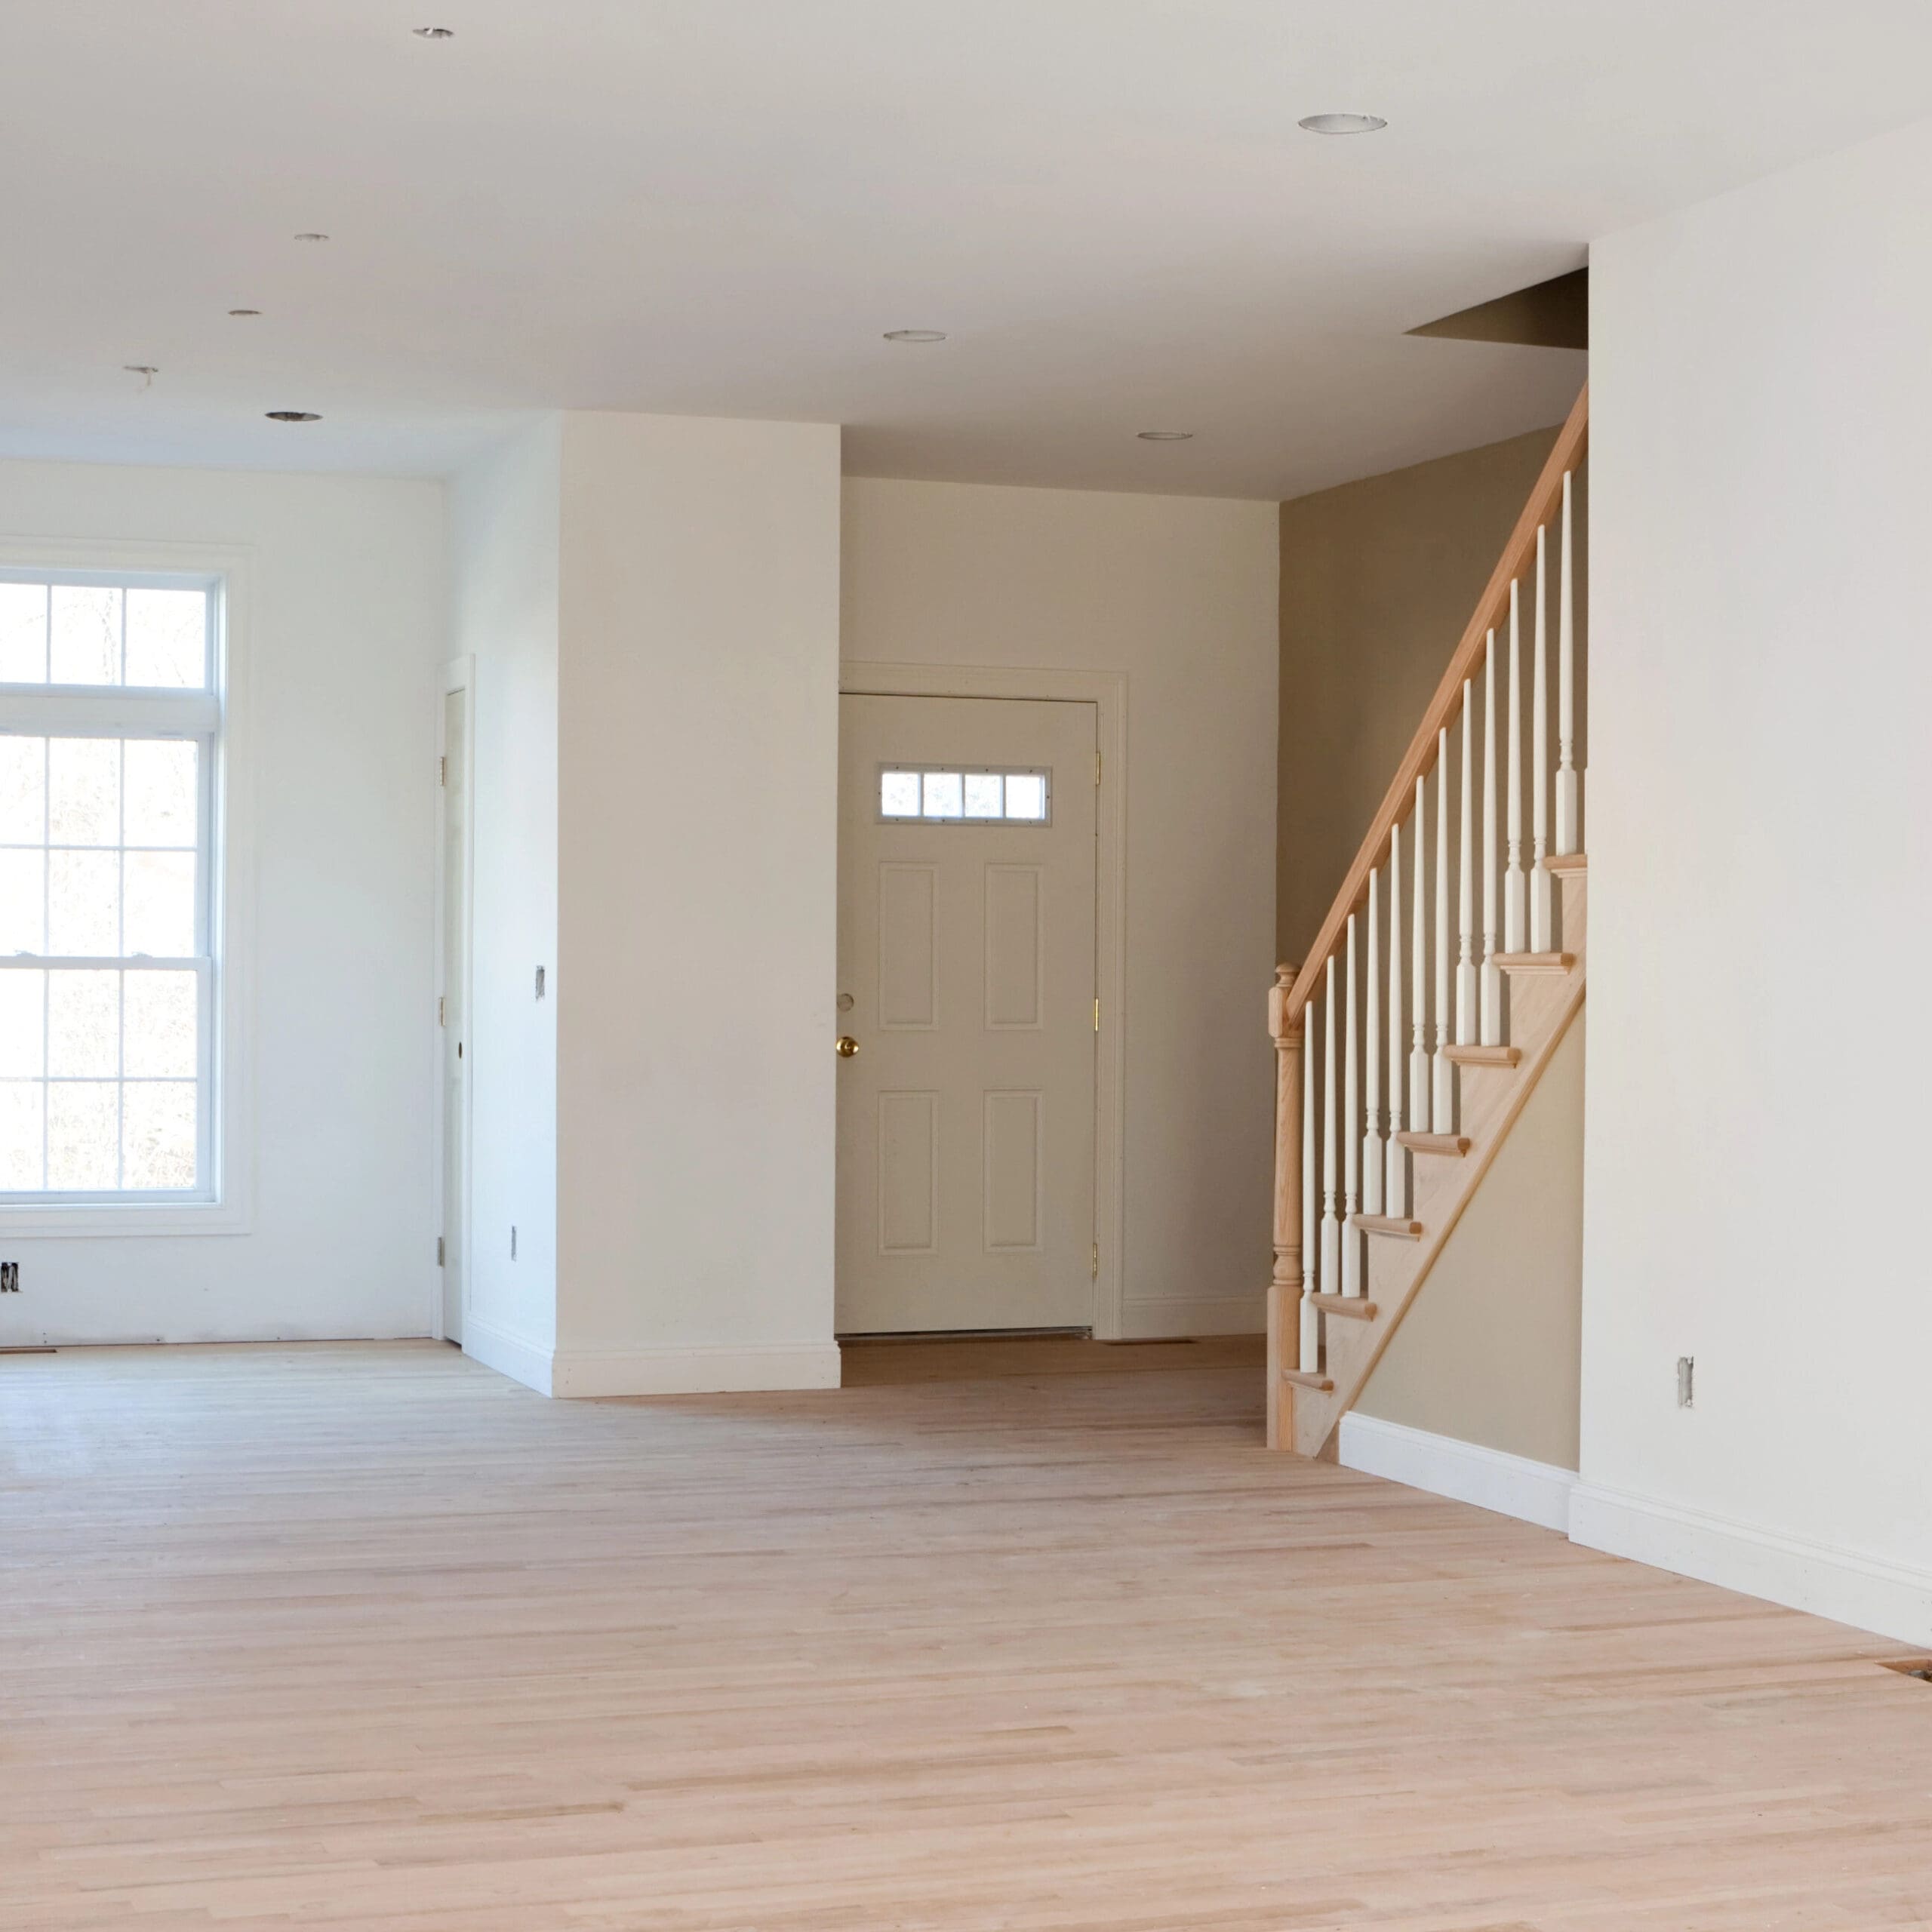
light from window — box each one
[879,767,1054,825]
[1,571,217,1201]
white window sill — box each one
[0,1199,251,1239]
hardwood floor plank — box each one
[1,1340,1925,1930]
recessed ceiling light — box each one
[1298,112,1388,134]
[1137,430,1193,442]
[884,329,947,343]
[293,232,330,243]
[412,25,454,38]
[228,309,262,318]
[266,411,321,423]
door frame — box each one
[432,655,475,1343]
[838,661,1128,1340]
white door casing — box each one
[436,666,472,1343]
[836,693,1097,1334]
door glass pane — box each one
[48,737,120,845]
[48,850,120,955]
[0,1081,43,1188]
[1004,773,1047,820]
[47,1080,118,1189]
[125,589,208,688]
[963,774,1003,818]
[123,851,195,956]
[0,736,46,841]
[879,771,921,818]
[0,851,47,953]
[123,740,197,847]
[48,970,118,1077]
[50,587,122,685]
[123,1081,196,1190]
[0,584,47,682]
[921,771,963,819]
[125,971,197,1078]
[0,971,43,1078]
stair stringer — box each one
[1287,869,1587,1459]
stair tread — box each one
[1281,1368,1334,1392]
[1352,1214,1423,1239]
[1494,950,1575,974]
[1444,1043,1521,1067]
[1544,851,1588,874]
[1395,1131,1470,1155]
[1307,1292,1378,1321]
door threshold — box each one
[838,1326,1092,1345]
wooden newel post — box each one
[1266,961,1303,1451]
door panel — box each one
[836,694,1097,1334]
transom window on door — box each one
[0,571,221,1201]
[878,765,1051,824]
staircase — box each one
[1267,386,1590,1457]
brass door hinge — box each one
[1091,1241,1100,1279]
[436,1236,445,1266]
[1093,996,1100,1032]
[438,995,445,1026]
[1094,750,1102,786]
[438,755,447,787]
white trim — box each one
[1570,1481,1932,1648]
[0,538,256,1238]
[1118,1294,1264,1338]
[551,1341,844,1399]
[431,656,475,1343]
[838,660,1129,1338]
[463,1315,555,1397]
[1338,1411,1579,1534]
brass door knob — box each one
[835,1035,860,1058]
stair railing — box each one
[1267,386,1589,1450]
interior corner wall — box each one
[553,414,843,1394]
[1354,1011,1585,1470]
[839,477,1278,1337]
[1579,115,1932,1644]
[0,458,445,1345]
[1276,425,1560,965]
[450,418,562,1383]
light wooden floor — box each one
[3,1340,1927,1930]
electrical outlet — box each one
[1676,1355,1694,1408]
[0,1260,19,1293]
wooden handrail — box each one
[1284,383,1589,1025]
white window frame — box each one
[0,539,254,1237]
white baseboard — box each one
[1338,1411,1578,1533]
[1570,1482,1932,1648]
[463,1317,554,1397]
[549,1341,843,1398]
[1116,1294,1265,1339]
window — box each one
[0,571,220,1201]
[879,766,1051,825]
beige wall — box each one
[1354,1011,1586,1470]
[841,476,1278,1337]
[1277,426,1559,964]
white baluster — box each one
[1504,577,1525,955]
[1385,824,1408,1217]
[1300,986,1318,1371]
[1320,956,1339,1299]
[1481,635,1503,1044]
[1363,866,1384,1219]
[1457,683,1476,1044]
[1342,914,1361,1297]
[1555,469,1580,856]
[1531,523,1552,950]
[1408,777,1429,1152]
[1432,732,1453,1133]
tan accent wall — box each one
[1276,425,1561,964]
[1353,1011,1585,1470]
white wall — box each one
[841,478,1279,1335]
[0,459,445,1344]
[450,421,561,1377]
[1577,116,1932,1643]
[553,414,843,1392]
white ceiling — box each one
[4,1,1929,499]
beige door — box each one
[836,694,1097,1334]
